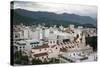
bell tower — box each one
[81,33,86,47]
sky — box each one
[13,1,97,19]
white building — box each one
[13,24,96,63]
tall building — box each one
[81,34,86,47]
[69,24,74,30]
[36,27,41,40]
[42,28,45,40]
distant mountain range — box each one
[12,9,97,27]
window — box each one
[15,35,18,38]
[44,58,46,61]
[39,49,41,51]
[69,46,71,48]
[50,41,52,44]
[23,46,25,48]
[47,56,48,58]
[56,47,58,49]
[42,57,44,59]
[53,41,55,43]
[73,53,75,56]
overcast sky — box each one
[13,1,97,19]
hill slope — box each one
[12,9,97,27]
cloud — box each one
[13,1,97,18]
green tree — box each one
[86,36,97,51]
[31,58,42,65]
[14,51,29,65]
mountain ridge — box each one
[12,8,97,27]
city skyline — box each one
[11,1,97,65]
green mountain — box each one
[12,9,96,28]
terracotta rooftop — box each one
[32,44,49,49]
[51,45,56,48]
[60,48,67,52]
[34,52,48,57]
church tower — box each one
[42,27,45,40]
[81,33,86,47]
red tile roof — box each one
[60,48,67,52]
[34,52,48,57]
[32,44,49,49]
[51,45,56,48]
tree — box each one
[86,36,97,51]
[31,58,60,65]
[21,55,29,65]
[31,58,42,65]
[14,51,29,65]
[48,58,60,64]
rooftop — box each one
[32,44,49,49]
[34,52,48,57]
[51,45,56,48]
